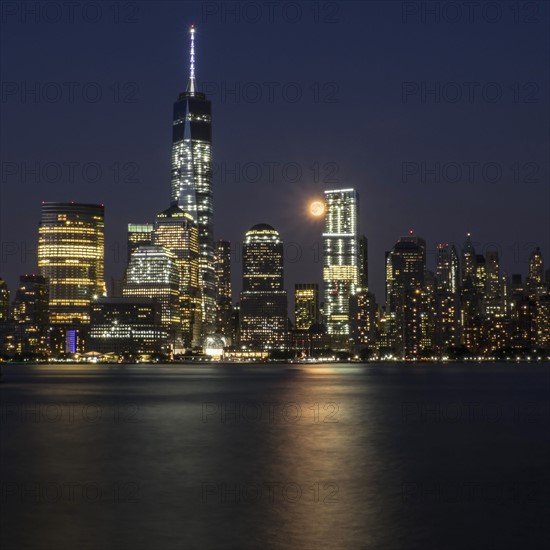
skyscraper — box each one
[435,243,461,351]
[461,233,476,285]
[385,233,426,358]
[214,240,233,341]
[153,205,202,348]
[170,25,215,336]
[123,245,181,346]
[0,278,9,322]
[13,274,49,356]
[323,189,360,341]
[240,224,287,349]
[38,202,105,324]
[127,224,153,262]
[294,283,319,331]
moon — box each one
[309,200,325,217]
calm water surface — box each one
[1,363,549,550]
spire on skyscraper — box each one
[187,24,196,94]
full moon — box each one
[309,200,325,217]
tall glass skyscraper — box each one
[322,189,360,338]
[170,25,215,336]
[38,202,105,324]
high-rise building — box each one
[435,243,461,351]
[214,240,233,341]
[461,233,476,285]
[349,290,376,350]
[170,25,215,335]
[385,232,426,358]
[528,247,544,284]
[89,297,169,356]
[123,245,181,347]
[13,274,49,356]
[38,202,105,324]
[0,278,9,322]
[358,235,369,290]
[240,224,287,349]
[127,224,153,262]
[323,189,360,341]
[294,283,319,331]
[153,205,202,348]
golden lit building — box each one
[294,284,319,330]
[38,202,105,324]
[13,274,49,356]
[153,204,202,348]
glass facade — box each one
[294,283,319,330]
[127,224,153,262]
[170,28,215,336]
[38,202,105,324]
[123,245,181,346]
[153,205,202,348]
[323,189,360,337]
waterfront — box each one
[1,363,549,550]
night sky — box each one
[1,1,549,306]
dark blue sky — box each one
[1,1,549,304]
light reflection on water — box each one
[1,363,549,550]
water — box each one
[1,363,549,550]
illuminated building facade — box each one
[349,290,376,350]
[89,297,169,356]
[0,278,9,322]
[435,243,461,351]
[38,202,105,324]
[170,25,216,336]
[123,245,181,346]
[13,274,49,356]
[240,224,288,349]
[214,240,233,341]
[154,205,202,348]
[385,233,426,358]
[294,283,319,331]
[323,189,360,341]
[127,224,153,262]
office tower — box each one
[526,247,545,300]
[485,250,501,305]
[89,297,169,356]
[461,233,476,284]
[323,189,360,343]
[12,274,49,356]
[38,202,105,324]
[294,283,319,330]
[170,25,215,335]
[214,240,233,341]
[0,278,9,322]
[123,245,181,347]
[358,235,369,290]
[127,224,153,262]
[534,295,550,350]
[385,232,426,358]
[240,224,288,349]
[349,291,376,350]
[435,243,461,351]
[528,247,544,284]
[509,275,534,352]
[154,205,202,348]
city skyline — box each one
[1,3,548,305]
